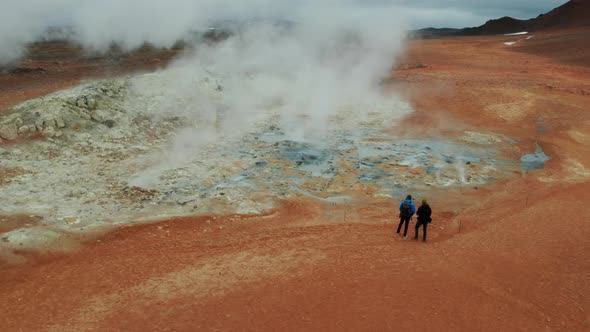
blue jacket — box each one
[399,199,416,216]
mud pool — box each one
[520,143,550,171]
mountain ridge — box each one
[412,0,590,39]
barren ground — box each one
[0,41,179,110]
[1,29,590,331]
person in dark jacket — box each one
[397,194,416,239]
[414,199,432,242]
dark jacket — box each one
[416,204,432,223]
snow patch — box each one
[504,32,528,36]
[504,41,517,46]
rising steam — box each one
[2,1,415,187]
[125,3,412,187]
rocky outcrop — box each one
[0,123,18,140]
[0,79,130,142]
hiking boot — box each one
[404,235,408,239]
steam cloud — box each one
[2,1,414,187]
[0,0,409,64]
[1,0,563,65]
[123,2,412,187]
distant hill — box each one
[531,0,590,30]
[457,16,529,36]
[408,28,460,39]
[412,0,590,38]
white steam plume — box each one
[1,1,412,188]
[127,5,411,187]
[0,0,416,65]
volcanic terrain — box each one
[1,7,590,332]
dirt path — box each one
[1,31,590,331]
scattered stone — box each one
[44,118,56,128]
[463,131,502,145]
[56,117,66,128]
[63,216,80,224]
[118,186,159,202]
[91,110,106,123]
[35,119,44,131]
[18,126,30,134]
[104,119,116,128]
[28,125,36,132]
[176,196,197,205]
[15,118,23,127]
[42,126,56,138]
[0,123,18,140]
[87,97,97,110]
[85,192,97,203]
[76,97,87,108]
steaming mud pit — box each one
[0,67,524,258]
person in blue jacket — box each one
[397,194,416,239]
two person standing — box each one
[397,194,432,242]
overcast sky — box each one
[399,0,567,28]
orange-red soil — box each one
[1,30,590,331]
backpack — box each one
[401,201,412,218]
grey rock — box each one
[35,119,44,131]
[15,118,23,127]
[104,119,115,128]
[87,97,97,110]
[0,123,18,140]
[76,98,87,108]
[85,192,97,203]
[44,118,56,128]
[18,126,30,134]
[91,111,105,123]
[55,117,66,128]
[176,196,197,205]
[28,125,37,132]
[42,126,55,138]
